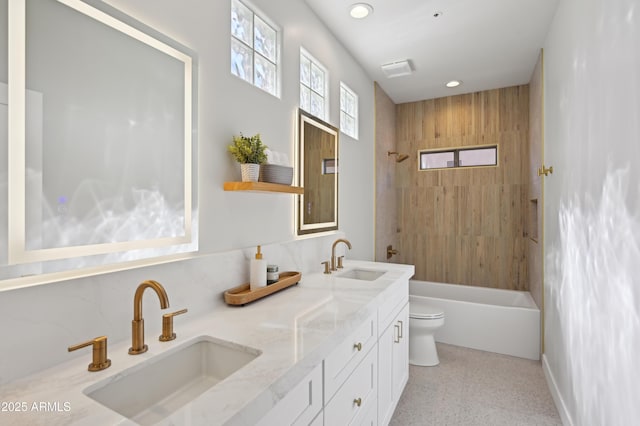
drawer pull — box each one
[353,397,362,407]
[398,320,404,338]
[394,324,400,343]
[353,342,362,351]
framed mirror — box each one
[296,109,338,235]
[1,0,198,285]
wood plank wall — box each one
[395,85,530,290]
[374,83,398,262]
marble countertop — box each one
[0,260,414,426]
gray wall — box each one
[542,0,640,423]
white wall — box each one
[0,0,375,384]
[103,0,375,260]
[542,0,640,424]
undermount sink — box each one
[84,336,260,425]
[337,268,385,281]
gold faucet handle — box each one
[337,256,345,269]
[321,261,331,274]
[159,308,188,342]
[68,336,111,372]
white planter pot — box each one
[240,163,260,182]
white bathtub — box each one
[410,280,540,360]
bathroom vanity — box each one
[0,261,413,425]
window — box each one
[419,145,498,170]
[300,48,328,120]
[340,82,358,139]
[231,0,279,96]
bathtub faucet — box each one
[331,238,352,271]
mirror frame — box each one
[296,109,339,235]
[3,0,198,284]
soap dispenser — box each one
[250,245,267,291]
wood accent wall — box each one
[374,83,398,262]
[396,85,530,290]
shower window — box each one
[419,145,498,170]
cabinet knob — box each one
[353,342,362,351]
[397,320,404,339]
[353,397,362,407]
[394,324,401,343]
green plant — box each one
[228,133,268,164]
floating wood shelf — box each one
[224,181,304,194]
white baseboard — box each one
[542,354,573,426]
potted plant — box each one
[228,133,268,182]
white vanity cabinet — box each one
[324,344,378,425]
[257,275,410,426]
[257,363,323,426]
[377,284,410,426]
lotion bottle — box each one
[250,245,267,290]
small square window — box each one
[339,82,358,139]
[230,0,280,97]
[300,48,328,121]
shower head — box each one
[387,151,409,163]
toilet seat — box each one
[409,298,444,319]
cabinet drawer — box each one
[324,311,377,399]
[378,280,408,334]
[258,363,323,426]
[325,345,377,426]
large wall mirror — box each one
[0,0,198,286]
[297,109,338,235]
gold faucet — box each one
[129,280,170,355]
[68,335,111,372]
[331,238,352,271]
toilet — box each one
[409,296,445,366]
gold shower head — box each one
[387,151,409,163]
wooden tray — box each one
[224,271,301,306]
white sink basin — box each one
[84,336,260,425]
[337,268,385,281]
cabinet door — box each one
[378,321,395,425]
[378,303,409,426]
[392,304,409,402]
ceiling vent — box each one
[381,60,413,78]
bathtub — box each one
[410,280,540,360]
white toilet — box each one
[409,296,445,366]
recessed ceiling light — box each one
[446,80,462,88]
[350,3,373,19]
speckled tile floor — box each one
[390,343,562,426]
